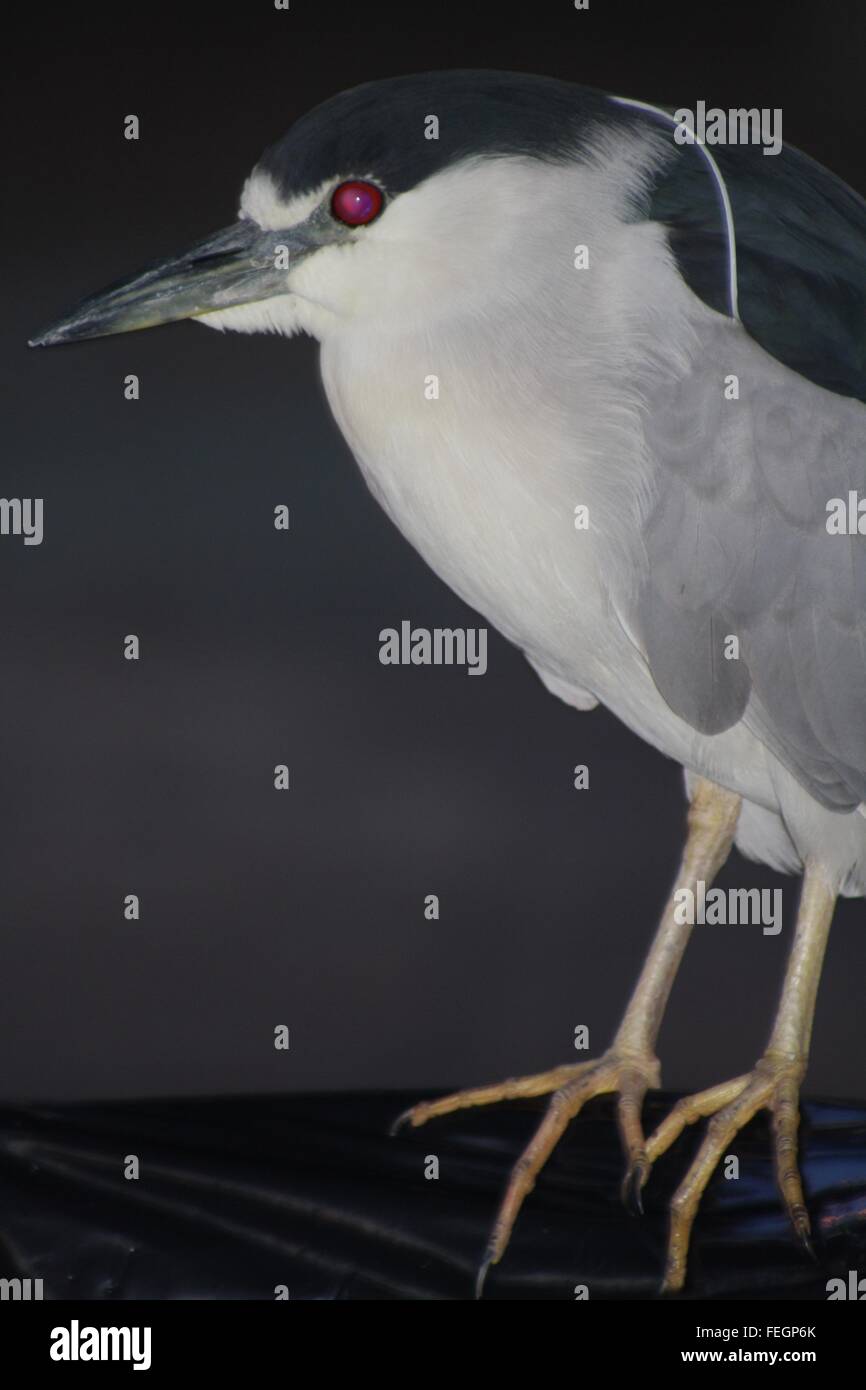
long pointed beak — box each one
[29,219,311,347]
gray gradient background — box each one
[3,3,866,1104]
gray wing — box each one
[626,118,866,812]
[637,330,866,811]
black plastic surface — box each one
[1,1090,865,1300]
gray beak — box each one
[29,219,311,347]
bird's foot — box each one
[392,1047,661,1291]
[644,1051,809,1294]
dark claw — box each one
[475,1252,494,1300]
[388,1108,413,1137]
[798,1226,816,1262]
[622,1159,647,1216]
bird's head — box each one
[30,71,658,349]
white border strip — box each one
[611,94,740,323]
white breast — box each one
[320,320,611,679]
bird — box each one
[29,69,866,1296]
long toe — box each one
[645,1056,807,1294]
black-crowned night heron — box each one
[30,70,866,1295]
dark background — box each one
[3,1,866,1106]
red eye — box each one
[330,180,384,226]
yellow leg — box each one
[392,776,742,1291]
[645,861,836,1293]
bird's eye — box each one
[330,180,384,226]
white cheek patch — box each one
[194,295,304,336]
[240,168,332,230]
[193,293,334,342]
